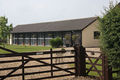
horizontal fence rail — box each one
[74,45,113,80]
[0,46,117,80]
[0,47,75,80]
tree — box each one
[99,2,120,77]
[0,16,13,46]
[50,37,63,48]
[72,34,79,45]
[64,34,71,47]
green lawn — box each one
[0,44,51,54]
[86,59,102,77]
[86,59,119,79]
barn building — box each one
[10,17,100,47]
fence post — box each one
[102,53,112,80]
[50,48,53,77]
[22,55,25,80]
[108,66,112,80]
[102,53,105,80]
[74,45,86,77]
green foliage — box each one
[0,44,51,54]
[72,34,79,41]
[50,37,63,48]
[61,48,65,51]
[64,34,71,45]
[99,3,120,69]
[0,16,13,44]
[65,34,71,40]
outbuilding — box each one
[10,17,100,47]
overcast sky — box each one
[0,0,120,27]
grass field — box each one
[0,44,51,54]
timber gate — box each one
[74,45,115,80]
[0,46,119,80]
[0,47,75,80]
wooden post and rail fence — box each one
[0,46,119,80]
[74,45,113,80]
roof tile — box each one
[12,17,98,33]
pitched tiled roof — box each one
[12,17,98,33]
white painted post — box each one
[10,34,12,45]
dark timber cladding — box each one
[11,17,98,46]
